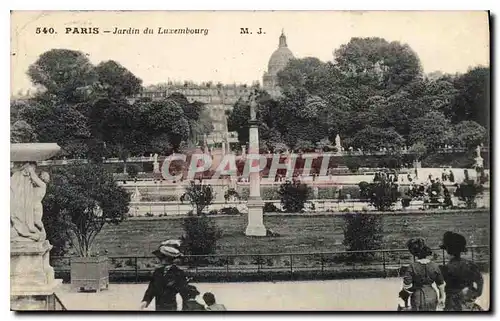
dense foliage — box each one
[180,181,221,256]
[278,180,310,212]
[12,49,213,159]
[42,164,130,256]
[342,212,383,261]
[228,37,489,155]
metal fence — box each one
[51,245,489,283]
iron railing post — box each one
[382,251,386,277]
[290,254,293,278]
[321,254,324,273]
[471,247,475,263]
[442,249,446,266]
[135,257,138,283]
[226,255,229,276]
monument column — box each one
[245,93,266,236]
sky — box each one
[10,11,490,95]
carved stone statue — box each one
[249,93,257,121]
[335,134,341,150]
[476,145,482,158]
[10,163,48,242]
[153,153,160,173]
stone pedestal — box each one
[245,198,267,236]
[11,240,62,310]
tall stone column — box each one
[10,143,63,310]
[245,96,266,236]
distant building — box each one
[135,83,256,144]
[263,30,294,96]
[136,31,296,145]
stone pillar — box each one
[221,142,226,156]
[245,121,266,236]
[10,143,63,310]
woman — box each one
[140,240,189,311]
[440,232,484,311]
[400,238,446,311]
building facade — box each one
[139,31,295,144]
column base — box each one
[245,198,266,237]
[245,224,267,237]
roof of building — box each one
[267,31,294,76]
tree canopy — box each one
[228,37,489,154]
[14,48,213,159]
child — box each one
[203,292,227,311]
[182,285,205,311]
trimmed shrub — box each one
[342,212,383,262]
[263,202,281,213]
[278,181,310,213]
[181,212,222,256]
[220,207,241,215]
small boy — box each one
[202,292,227,311]
[182,285,205,311]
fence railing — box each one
[51,245,489,283]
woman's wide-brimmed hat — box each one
[152,239,183,259]
[439,231,467,253]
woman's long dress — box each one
[402,260,445,311]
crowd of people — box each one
[140,232,485,312]
[398,232,484,311]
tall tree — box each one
[27,49,97,103]
[94,60,143,98]
[451,66,490,127]
[408,111,452,151]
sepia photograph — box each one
[9,10,490,312]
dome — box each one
[267,31,294,76]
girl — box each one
[400,238,446,311]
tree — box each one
[11,120,37,143]
[27,49,97,103]
[342,213,383,261]
[277,57,332,95]
[351,126,404,151]
[451,66,490,127]
[181,214,222,256]
[408,142,427,161]
[408,111,452,151]
[334,37,423,94]
[181,181,215,215]
[43,164,130,256]
[451,121,487,149]
[278,180,310,213]
[179,181,221,257]
[94,60,143,98]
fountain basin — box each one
[11,143,61,162]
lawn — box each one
[95,210,490,257]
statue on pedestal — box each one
[153,153,160,173]
[474,145,484,169]
[335,134,341,152]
